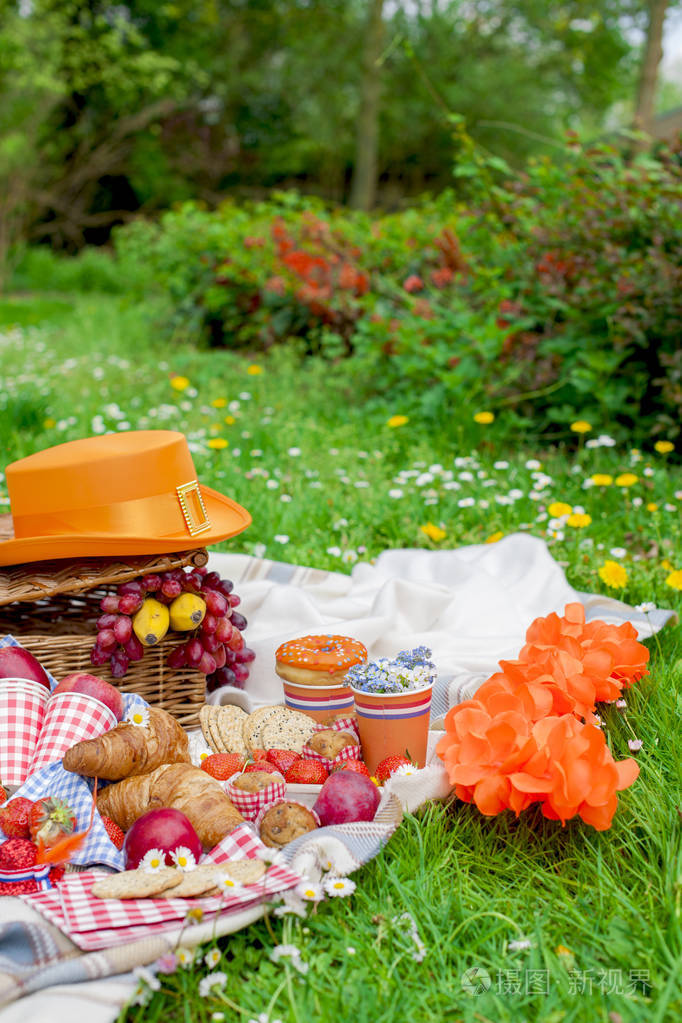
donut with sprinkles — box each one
[275,634,367,687]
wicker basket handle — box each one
[0,549,209,606]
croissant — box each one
[96,763,244,849]
[63,706,190,781]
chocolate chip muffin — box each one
[309,729,359,760]
[232,770,283,793]
[259,801,318,847]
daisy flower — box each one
[140,849,166,872]
[176,947,195,968]
[125,702,149,728]
[216,874,244,896]
[296,881,325,902]
[323,876,356,898]
[171,847,197,871]
[204,948,222,969]
[392,763,420,778]
[198,971,227,997]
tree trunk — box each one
[349,0,385,211]
[634,0,669,135]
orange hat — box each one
[0,431,251,566]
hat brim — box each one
[0,486,251,567]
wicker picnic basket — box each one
[0,519,209,727]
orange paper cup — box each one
[0,678,49,787]
[282,679,355,724]
[351,684,433,775]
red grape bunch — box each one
[91,567,254,692]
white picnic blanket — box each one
[1,534,675,1021]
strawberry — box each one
[375,754,412,782]
[201,752,246,781]
[28,798,76,849]
[333,758,370,777]
[249,748,268,762]
[0,784,6,805]
[244,761,281,775]
[0,879,39,896]
[49,866,65,885]
[0,797,34,839]
[0,838,37,870]
[266,749,301,775]
[285,760,329,785]
[100,815,125,850]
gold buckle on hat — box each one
[176,480,211,536]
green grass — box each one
[1,292,680,1022]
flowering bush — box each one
[114,135,682,439]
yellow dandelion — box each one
[246,364,263,375]
[615,473,638,487]
[387,414,409,428]
[420,522,447,542]
[473,411,495,424]
[207,438,228,450]
[548,501,572,518]
[43,417,56,429]
[224,415,236,425]
[570,420,592,434]
[646,502,659,512]
[661,559,673,571]
[209,423,224,434]
[170,375,190,391]
[590,474,613,486]
[485,531,504,544]
[599,561,628,589]
[567,512,592,528]
[211,398,227,408]
[665,569,682,591]
[654,440,674,454]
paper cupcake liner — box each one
[225,771,287,822]
[0,679,49,787]
[300,743,363,770]
[30,692,117,773]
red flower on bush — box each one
[403,274,424,293]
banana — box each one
[169,592,207,632]
[132,598,170,647]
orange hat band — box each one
[12,483,210,541]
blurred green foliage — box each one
[0,0,652,265]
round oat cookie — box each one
[159,864,227,899]
[200,705,219,752]
[243,705,282,751]
[261,708,315,754]
[92,868,183,900]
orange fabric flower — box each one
[436,602,646,830]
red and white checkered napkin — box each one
[0,679,49,786]
[312,717,359,739]
[29,692,117,773]
[225,772,287,821]
[301,741,363,771]
[22,824,301,952]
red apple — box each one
[52,672,124,721]
[123,808,203,869]
[0,645,51,689]
[313,771,380,826]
